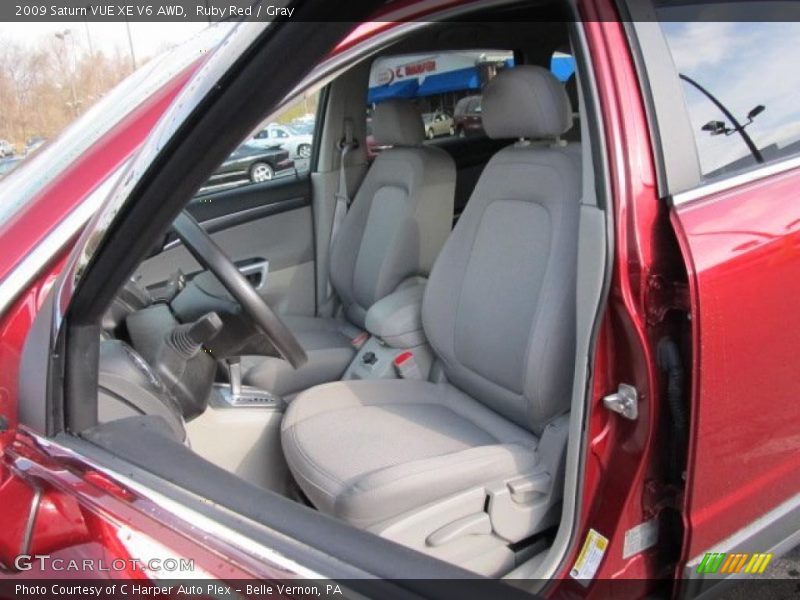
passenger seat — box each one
[241,99,456,397]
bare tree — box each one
[0,34,134,151]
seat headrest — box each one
[482,65,573,140]
[372,99,425,146]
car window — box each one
[367,50,514,146]
[366,49,577,152]
[0,23,230,228]
[194,91,319,197]
[657,6,800,179]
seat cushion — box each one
[281,379,539,527]
[242,316,362,397]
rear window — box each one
[367,50,576,143]
[367,50,514,141]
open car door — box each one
[630,7,800,589]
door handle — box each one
[238,260,269,290]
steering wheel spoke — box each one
[172,211,307,369]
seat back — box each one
[330,99,455,328]
[422,66,581,434]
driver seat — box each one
[281,66,581,575]
[241,99,455,397]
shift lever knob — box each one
[227,356,242,399]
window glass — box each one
[657,9,800,179]
[367,50,514,147]
[366,49,577,153]
[195,91,318,196]
[0,23,229,226]
[550,51,576,83]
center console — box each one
[185,280,433,494]
[343,280,433,381]
[186,382,289,493]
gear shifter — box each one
[218,355,283,408]
[227,356,242,400]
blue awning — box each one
[550,55,576,82]
[416,66,481,97]
[367,79,419,104]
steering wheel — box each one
[172,211,307,369]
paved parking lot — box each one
[766,545,800,580]
[721,546,800,600]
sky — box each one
[0,22,210,62]
[660,21,800,176]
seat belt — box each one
[326,118,357,301]
[330,117,357,251]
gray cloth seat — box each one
[282,66,581,530]
[242,316,361,397]
[282,379,538,527]
[243,99,456,395]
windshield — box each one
[0,23,230,228]
[0,159,21,177]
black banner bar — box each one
[4,0,800,23]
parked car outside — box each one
[0,156,22,178]
[290,119,315,135]
[251,122,313,158]
[422,110,455,138]
[291,113,316,133]
[0,139,14,158]
[206,142,293,187]
[453,94,483,137]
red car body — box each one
[0,0,798,596]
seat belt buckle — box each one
[393,351,422,380]
[351,332,369,349]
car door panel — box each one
[631,8,800,567]
[672,168,800,559]
[136,177,316,316]
[187,173,309,222]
